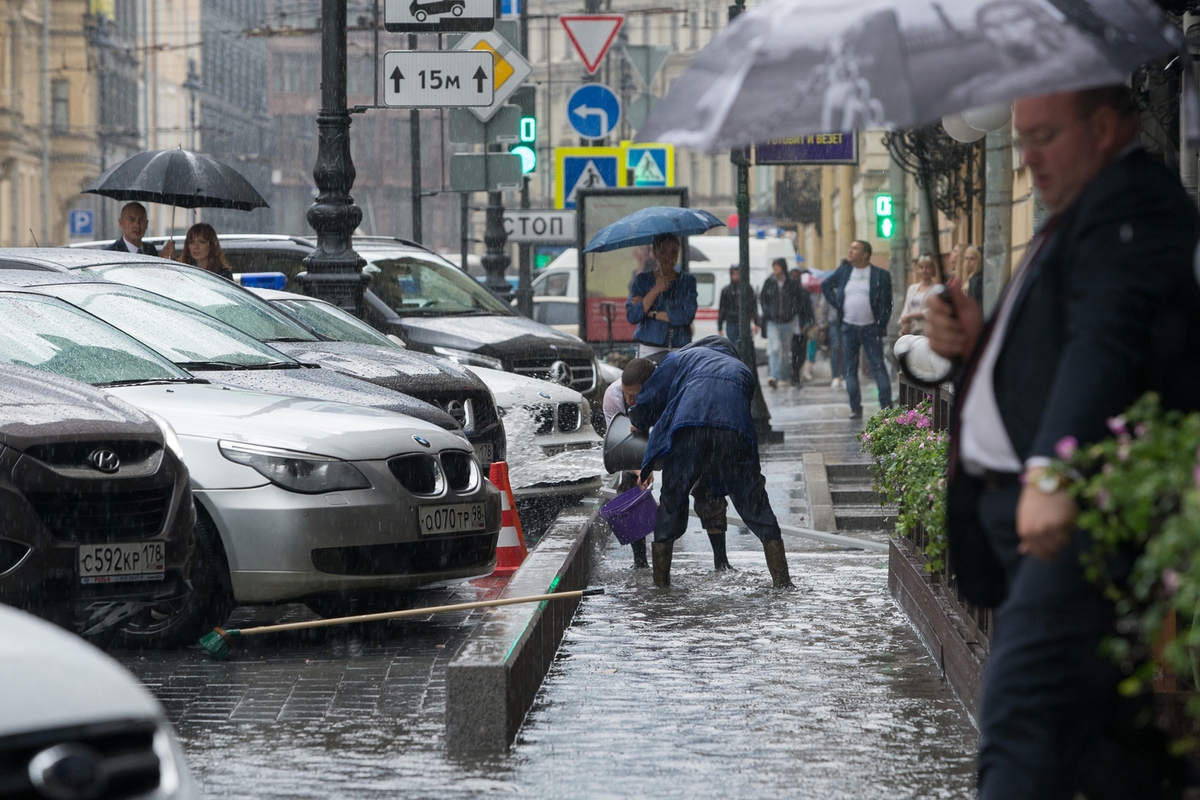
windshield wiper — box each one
[175,360,300,371]
[97,377,206,387]
[270,337,317,343]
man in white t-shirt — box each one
[820,240,893,419]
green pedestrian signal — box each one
[511,145,536,174]
[875,194,894,239]
[520,116,536,142]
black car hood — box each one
[0,364,161,451]
[195,366,462,433]
[398,314,591,359]
[270,341,489,395]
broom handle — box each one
[235,589,598,636]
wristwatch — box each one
[1032,470,1066,495]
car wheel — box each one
[414,9,426,20]
[304,590,420,619]
[115,504,234,649]
[451,4,463,15]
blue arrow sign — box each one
[566,84,620,140]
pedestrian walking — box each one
[628,336,793,589]
[626,234,698,360]
[603,358,658,569]
[926,86,1200,799]
[788,268,815,386]
[819,286,844,387]
[820,240,893,419]
[717,264,759,344]
[105,202,160,257]
[960,244,984,305]
[899,255,941,336]
[176,222,233,280]
[760,258,805,388]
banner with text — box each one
[755,132,857,165]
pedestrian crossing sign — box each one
[623,142,674,187]
[555,147,625,209]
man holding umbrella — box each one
[927,86,1200,798]
[106,202,160,257]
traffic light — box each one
[875,194,894,238]
[509,86,537,175]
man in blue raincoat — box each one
[629,336,793,588]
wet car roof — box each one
[0,248,165,272]
[0,268,97,288]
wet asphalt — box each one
[113,371,977,799]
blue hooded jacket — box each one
[628,336,757,472]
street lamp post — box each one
[729,2,780,443]
[299,0,368,313]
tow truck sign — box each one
[384,0,495,33]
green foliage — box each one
[1055,393,1200,718]
[858,401,949,570]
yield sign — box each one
[559,15,625,75]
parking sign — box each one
[69,209,94,237]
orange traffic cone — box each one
[488,461,528,576]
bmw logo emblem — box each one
[412,435,431,447]
[538,391,551,399]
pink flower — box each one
[1164,568,1180,597]
[1107,416,1128,436]
[1096,488,1111,510]
[1193,464,1200,490]
[1055,436,1078,460]
[1117,444,1130,462]
[917,416,932,429]
[1102,463,1114,476]
[1134,423,1147,439]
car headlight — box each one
[218,441,371,494]
[144,410,186,463]
[432,346,504,370]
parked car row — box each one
[0,240,606,647]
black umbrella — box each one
[83,148,269,211]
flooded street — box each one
[119,380,977,798]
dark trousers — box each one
[790,333,806,383]
[724,324,739,345]
[840,323,891,413]
[653,427,780,545]
[975,486,1184,799]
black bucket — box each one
[603,413,649,473]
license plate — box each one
[473,442,493,464]
[542,442,596,457]
[78,542,166,584]
[419,502,486,536]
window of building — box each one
[51,79,69,131]
[695,273,716,307]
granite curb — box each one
[445,499,607,751]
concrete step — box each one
[825,462,875,481]
[835,507,897,531]
[831,488,880,505]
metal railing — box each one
[896,374,994,650]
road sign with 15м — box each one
[383,51,493,108]
[567,85,620,140]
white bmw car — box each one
[0,289,502,622]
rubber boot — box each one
[631,537,649,569]
[652,541,673,588]
[763,539,794,588]
[708,531,734,571]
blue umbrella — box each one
[582,206,724,254]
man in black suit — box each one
[105,202,162,257]
[927,86,1200,798]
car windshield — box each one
[0,293,191,385]
[272,298,399,347]
[78,264,319,343]
[362,250,514,317]
[43,283,297,368]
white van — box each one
[533,233,801,342]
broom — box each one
[198,587,604,660]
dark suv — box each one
[0,364,198,647]
[113,235,609,420]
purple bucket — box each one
[599,487,658,545]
